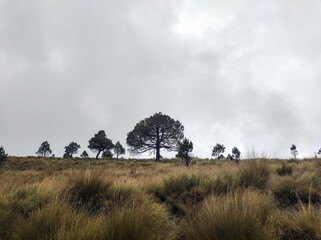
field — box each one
[1,157,321,239]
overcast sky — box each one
[1,0,320,159]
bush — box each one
[66,170,112,213]
[239,160,271,190]
[180,190,275,240]
[276,163,293,176]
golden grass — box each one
[1,157,321,239]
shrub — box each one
[276,163,293,176]
[180,190,275,240]
[239,160,271,190]
[66,170,112,213]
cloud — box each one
[0,0,320,159]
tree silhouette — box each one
[232,146,241,162]
[64,141,80,158]
[212,143,225,159]
[0,146,8,166]
[126,112,184,161]
[114,141,125,159]
[290,144,298,159]
[176,138,193,167]
[36,141,52,157]
[88,130,114,159]
[102,149,113,159]
[80,150,89,158]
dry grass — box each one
[1,157,321,239]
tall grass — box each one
[238,160,271,190]
[180,190,275,240]
[66,170,112,213]
[278,203,321,239]
[102,194,175,240]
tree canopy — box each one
[177,138,193,167]
[36,141,52,157]
[64,141,81,158]
[126,112,184,161]
[212,143,225,159]
[114,141,125,159]
[88,130,114,159]
[0,146,8,166]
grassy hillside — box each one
[1,157,321,239]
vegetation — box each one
[1,156,321,239]
[290,144,298,159]
[176,138,193,167]
[113,141,125,159]
[64,141,81,158]
[212,143,225,159]
[0,146,8,166]
[80,150,89,158]
[126,112,184,161]
[88,130,114,159]
[35,141,52,157]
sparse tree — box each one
[126,112,184,162]
[114,141,125,159]
[102,149,113,159]
[232,146,241,162]
[212,143,225,159]
[318,148,321,156]
[176,138,193,167]
[88,130,114,159]
[64,141,80,158]
[36,141,52,157]
[0,146,8,166]
[290,144,298,159]
[80,150,89,158]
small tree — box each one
[114,141,125,159]
[232,146,241,163]
[176,138,193,167]
[0,146,8,166]
[36,141,52,157]
[102,149,113,159]
[88,130,114,159]
[290,144,298,159]
[64,142,81,158]
[212,143,225,159]
[318,148,321,156]
[127,112,184,162]
[80,150,89,158]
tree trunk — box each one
[155,127,160,162]
[96,150,101,159]
[156,147,160,162]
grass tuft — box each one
[180,190,275,240]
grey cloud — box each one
[1,0,321,158]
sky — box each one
[0,0,321,159]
